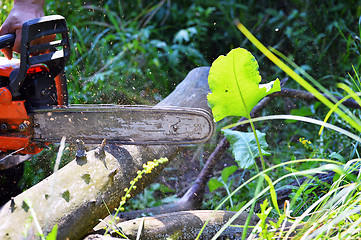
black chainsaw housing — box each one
[9,15,70,99]
[0,71,60,109]
[19,71,58,109]
[0,15,70,107]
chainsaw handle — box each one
[0,33,15,49]
[8,15,70,98]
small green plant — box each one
[128,183,177,210]
[197,13,361,237]
[118,158,169,212]
[197,46,282,239]
[208,165,238,208]
[222,129,271,169]
[251,199,286,239]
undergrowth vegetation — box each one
[1,0,361,238]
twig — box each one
[271,88,361,109]
[182,96,273,206]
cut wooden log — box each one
[0,67,212,240]
[87,210,260,240]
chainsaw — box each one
[0,15,214,170]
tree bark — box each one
[0,66,212,240]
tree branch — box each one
[271,88,361,109]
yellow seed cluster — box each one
[115,157,169,213]
[299,137,311,146]
[142,157,169,173]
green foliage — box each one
[222,129,270,169]
[207,48,280,122]
[207,47,280,172]
[221,165,238,184]
[200,2,361,238]
[205,25,361,240]
[45,0,210,104]
[19,144,74,191]
[1,0,360,104]
[208,178,223,193]
[204,167,253,211]
[128,183,178,210]
[0,0,12,23]
[286,106,314,123]
[255,199,285,240]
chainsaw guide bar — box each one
[32,104,214,145]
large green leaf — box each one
[222,129,271,169]
[207,48,281,122]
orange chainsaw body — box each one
[0,15,70,156]
[0,61,65,154]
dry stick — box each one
[271,88,361,109]
[184,96,274,204]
